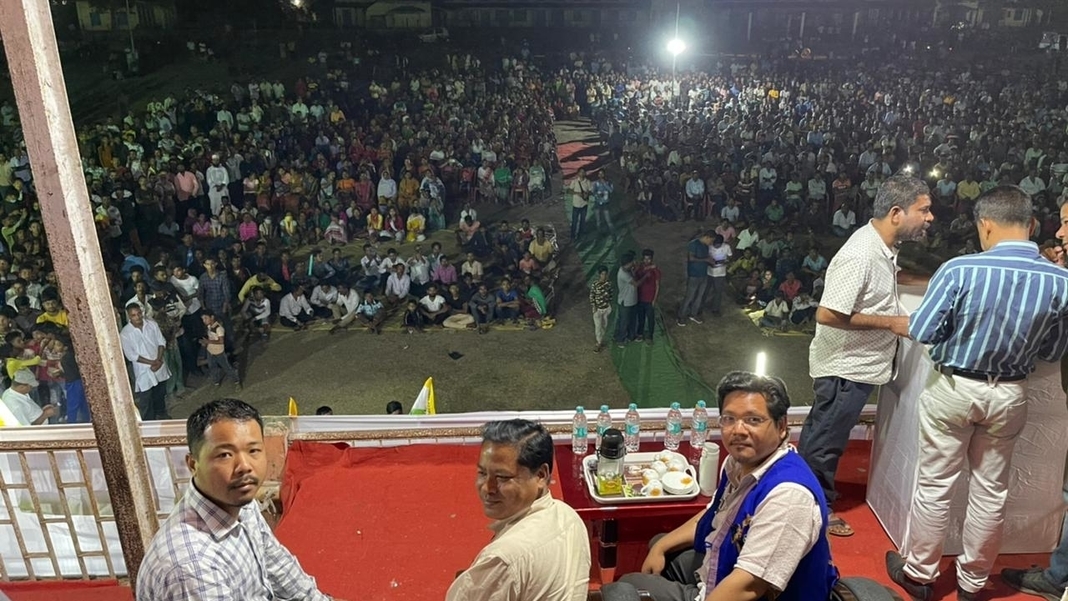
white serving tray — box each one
[582,452,700,505]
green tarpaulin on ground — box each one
[565,186,715,409]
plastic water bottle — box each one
[665,402,683,451]
[624,403,641,452]
[595,405,613,451]
[690,400,709,450]
[572,406,589,455]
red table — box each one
[554,441,724,582]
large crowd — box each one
[573,51,1068,335]
[2,24,1068,601]
[0,47,578,425]
[2,39,1068,427]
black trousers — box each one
[136,382,169,421]
[635,301,655,340]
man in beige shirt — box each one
[447,419,590,601]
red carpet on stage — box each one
[8,440,1050,601]
[276,440,1054,601]
[277,441,565,601]
[0,580,132,601]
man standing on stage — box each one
[886,186,1068,601]
[1002,194,1068,601]
[799,175,933,538]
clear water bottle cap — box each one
[670,402,680,409]
[576,406,584,413]
[600,405,610,412]
[628,403,638,410]
[696,400,706,408]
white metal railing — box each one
[0,405,876,580]
[0,441,189,580]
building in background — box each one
[438,0,652,29]
[74,0,176,34]
[334,0,435,29]
[934,0,1051,28]
[329,0,1056,45]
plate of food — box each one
[583,451,701,505]
[661,471,698,495]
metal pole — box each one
[747,11,753,42]
[673,2,680,108]
[124,0,136,68]
[0,0,157,586]
[799,11,806,42]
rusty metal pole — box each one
[0,0,158,585]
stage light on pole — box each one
[755,352,767,377]
[668,3,685,108]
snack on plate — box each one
[641,482,664,497]
[661,471,695,495]
[641,469,661,485]
[666,458,688,473]
[651,461,669,476]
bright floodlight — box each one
[667,38,686,56]
[755,352,767,377]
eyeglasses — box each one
[718,415,772,430]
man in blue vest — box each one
[602,371,839,601]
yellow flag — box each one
[409,377,436,415]
[288,397,299,416]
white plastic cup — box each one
[699,441,720,497]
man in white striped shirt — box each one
[137,399,347,601]
[1002,198,1068,600]
[887,186,1068,601]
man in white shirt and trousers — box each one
[120,304,172,420]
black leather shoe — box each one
[956,586,978,600]
[1000,566,1063,601]
[884,551,933,601]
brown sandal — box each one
[828,514,855,537]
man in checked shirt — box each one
[137,399,347,601]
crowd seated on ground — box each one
[0,46,574,424]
